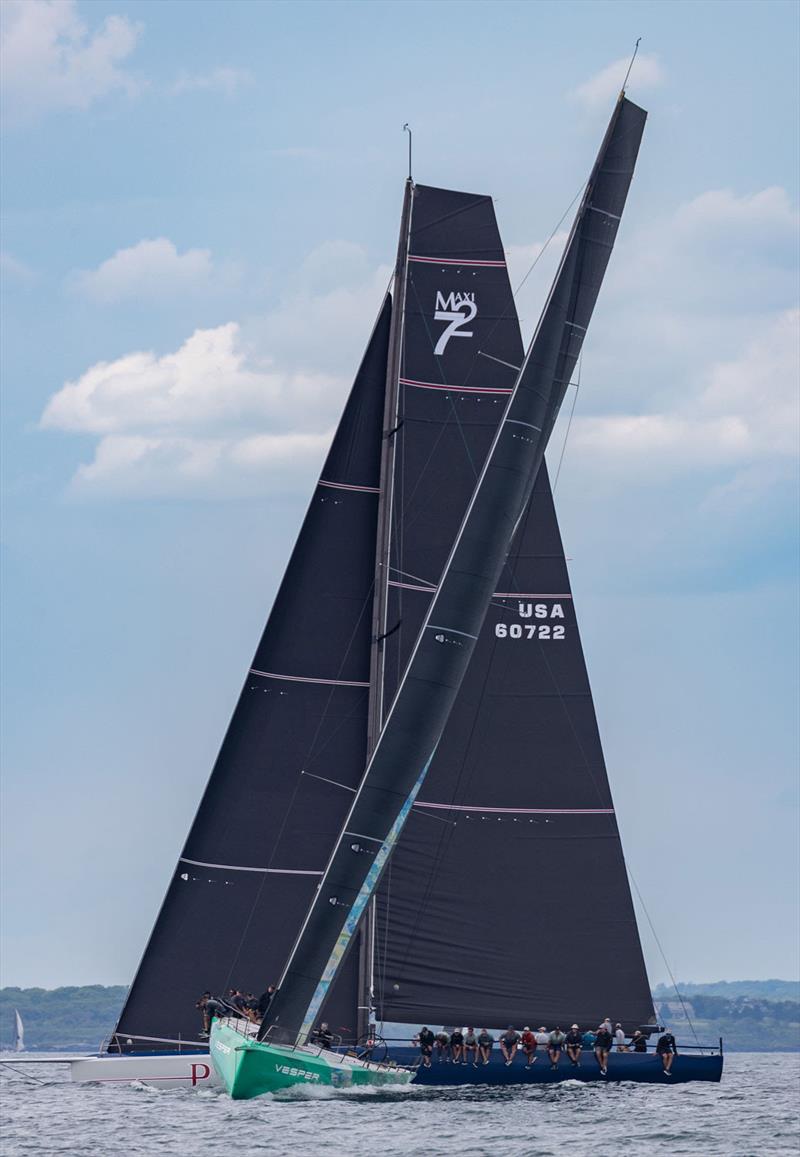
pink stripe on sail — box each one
[493,593,573,599]
[250,669,369,688]
[413,802,614,815]
[400,377,512,396]
[389,579,436,593]
[319,479,380,493]
[409,255,507,267]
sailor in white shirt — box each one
[535,1026,549,1047]
[614,1023,628,1051]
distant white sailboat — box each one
[13,1010,25,1053]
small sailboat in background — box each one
[61,88,723,1093]
[13,1010,25,1053]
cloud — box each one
[572,308,799,472]
[41,321,341,436]
[171,66,252,96]
[73,431,332,497]
[1,251,37,286]
[0,0,141,124]
[70,238,217,304]
[40,184,798,511]
[570,53,665,110]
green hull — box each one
[210,1021,412,1099]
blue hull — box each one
[387,1047,722,1085]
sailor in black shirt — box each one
[257,985,277,1020]
[631,1030,647,1053]
[449,1027,464,1064]
[500,1027,521,1066]
[417,1026,435,1067]
[656,1030,678,1075]
[565,1025,583,1066]
[594,1026,613,1075]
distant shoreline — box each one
[2,982,798,1054]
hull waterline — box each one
[210,1021,412,1099]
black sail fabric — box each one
[110,299,391,1051]
[262,97,647,1043]
[381,184,525,717]
[374,460,655,1031]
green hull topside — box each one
[210,1021,413,1099]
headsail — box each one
[110,298,392,1051]
[375,461,655,1030]
[262,95,647,1044]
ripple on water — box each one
[0,1054,798,1157]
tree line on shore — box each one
[1,984,798,1052]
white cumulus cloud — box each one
[0,0,141,124]
[570,53,665,111]
[41,321,341,436]
[73,431,332,497]
[70,238,216,304]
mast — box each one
[358,178,414,1041]
[262,96,647,1045]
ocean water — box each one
[1,1053,798,1156]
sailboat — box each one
[13,1010,24,1053]
[64,92,723,1092]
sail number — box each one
[495,602,566,641]
[496,623,565,640]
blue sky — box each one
[1,0,798,991]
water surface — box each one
[1,1053,798,1156]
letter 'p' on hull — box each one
[69,1053,217,1088]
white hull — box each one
[69,1052,218,1089]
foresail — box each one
[110,298,391,1051]
[375,460,655,1030]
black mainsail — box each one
[374,461,655,1030]
[110,299,392,1050]
[262,95,647,1043]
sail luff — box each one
[262,96,647,1044]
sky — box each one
[1,0,798,993]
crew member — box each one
[449,1026,464,1064]
[464,1027,479,1067]
[656,1029,678,1075]
[417,1026,435,1067]
[565,1024,583,1067]
[521,1027,537,1068]
[500,1026,521,1066]
[594,1024,613,1075]
[477,1028,494,1065]
[548,1026,566,1069]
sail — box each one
[261,96,647,1044]
[374,460,655,1030]
[13,1010,24,1052]
[379,183,526,718]
[110,298,392,1051]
